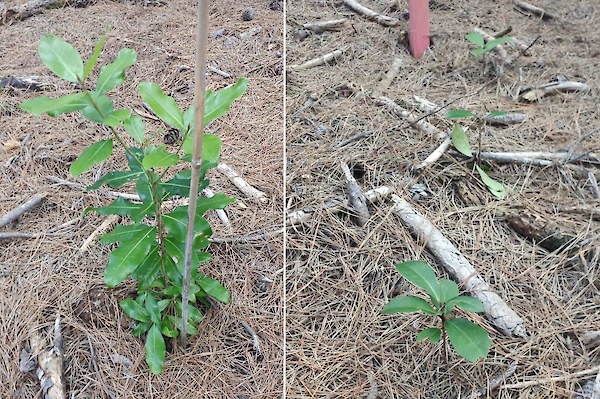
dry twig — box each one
[30,316,66,399]
[514,0,561,21]
[303,19,347,33]
[340,162,370,226]
[288,49,344,70]
[217,163,268,203]
[341,0,400,26]
[240,320,261,354]
[372,58,402,98]
[0,193,47,229]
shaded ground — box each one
[0,1,283,398]
[286,0,600,398]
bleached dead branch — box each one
[340,162,370,226]
[217,163,268,203]
[341,0,401,27]
[303,19,347,33]
[289,49,344,70]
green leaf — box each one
[164,237,199,277]
[124,115,145,144]
[475,165,507,198]
[127,147,145,173]
[447,296,485,313]
[83,26,109,80]
[135,175,153,203]
[144,294,161,325]
[100,224,149,244]
[183,134,222,167]
[471,48,488,56]
[142,151,180,169]
[70,139,113,177]
[87,170,141,190]
[96,48,137,95]
[485,111,506,119]
[484,37,514,51]
[163,171,193,197]
[197,277,230,303]
[464,32,485,48]
[133,321,152,336]
[446,110,475,119]
[81,94,114,123]
[395,261,441,305]
[104,226,157,287]
[89,197,145,219]
[161,317,179,338]
[134,245,162,291]
[157,299,170,312]
[445,318,492,362]
[145,324,166,374]
[175,301,204,324]
[120,298,151,322]
[382,295,438,315]
[20,92,87,117]
[417,328,442,343]
[39,34,83,83]
[163,209,211,242]
[139,82,184,130]
[438,279,459,303]
[451,124,473,157]
[196,193,235,216]
[102,109,131,127]
[164,256,183,287]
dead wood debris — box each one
[0,193,47,229]
[329,130,376,151]
[415,136,453,171]
[473,28,511,65]
[514,0,561,21]
[217,163,268,203]
[29,316,66,399]
[202,187,231,229]
[500,366,600,390]
[288,49,344,70]
[581,331,600,346]
[0,76,55,91]
[1,0,63,22]
[240,320,261,355]
[377,96,447,139]
[460,361,518,399]
[390,194,527,337]
[340,162,370,226]
[341,0,400,27]
[372,58,402,98]
[80,215,119,254]
[207,65,231,78]
[519,81,590,101]
[303,19,347,33]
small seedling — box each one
[465,32,513,56]
[382,261,492,363]
[447,109,507,198]
[20,31,248,374]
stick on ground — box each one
[0,193,47,229]
[514,0,561,21]
[240,320,261,355]
[341,0,401,27]
[30,316,66,399]
[340,162,370,226]
[217,163,268,203]
[391,194,527,337]
[288,49,344,70]
[303,19,347,33]
[378,96,447,139]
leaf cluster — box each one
[20,32,248,374]
[465,32,514,56]
[382,261,492,363]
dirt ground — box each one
[286,0,600,398]
[0,0,283,398]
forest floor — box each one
[286,0,600,398]
[0,0,283,397]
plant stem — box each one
[440,314,449,367]
[180,0,208,349]
[148,172,169,285]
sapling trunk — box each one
[181,0,208,349]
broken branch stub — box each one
[390,194,527,337]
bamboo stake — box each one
[181,0,208,349]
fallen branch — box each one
[202,188,231,229]
[514,0,561,21]
[2,0,63,21]
[0,76,55,91]
[329,130,376,151]
[399,95,437,113]
[341,0,400,26]
[520,81,590,101]
[288,49,344,70]
[30,316,66,399]
[287,186,393,225]
[217,163,268,203]
[240,320,261,355]
[484,113,528,125]
[207,65,231,78]
[303,19,347,33]
[210,228,283,243]
[0,232,34,240]
[414,136,452,170]
[80,215,119,254]
[372,58,402,98]
[461,361,518,399]
[0,193,47,229]
[341,162,370,226]
[499,366,600,390]
[391,194,527,337]
[378,96,447,139]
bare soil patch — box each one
[286,1,600,397]
[0,1,283,398]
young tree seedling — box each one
[465,32,513,56]
[382,261,492,364]
[21,32,248,374]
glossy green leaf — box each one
[144,294,161,325]
[382,295,438,315]
[88,197,145,219]
[447,295,485,313]
[102,109,131,127]
[183,134,222,165]
[83,26,109,80]
[395,261,441,305]
[163,171,194,197]
[87,170,141,190]
[164,256,183,287]
[417,328,442,343]
[451,124,472,157]
[20,92,87,117]
[185,78,248,130]
[70,139,113,177]
[81,94,114,123]
[96,48,137,95]
[161,316,179,338]
[163,209,211,242]
[124,115,145,144]
[135,175,153,203]
[127,147,145,173]
[104,226,156,287]
[134,245,162,291]
[142,151,180,169]
[438,279,459,303]
[164,237,199,278]
[445,318,492,362]
[446,110,475,119]
[196,193,235,216]
[100,224,150,244]
[120,298,151,322]
[197,277,230,303]
[175,301,204,324]
[133,321,152,336]
[39,34,83,83]
[475,165,507,198]
[485,111,506,119]
[145,324,166,375]
[157,299,170,312]
[464,32,485,48]
[139,82,184,130]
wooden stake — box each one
[409,0,430,59]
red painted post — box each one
[409,0,430,59]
